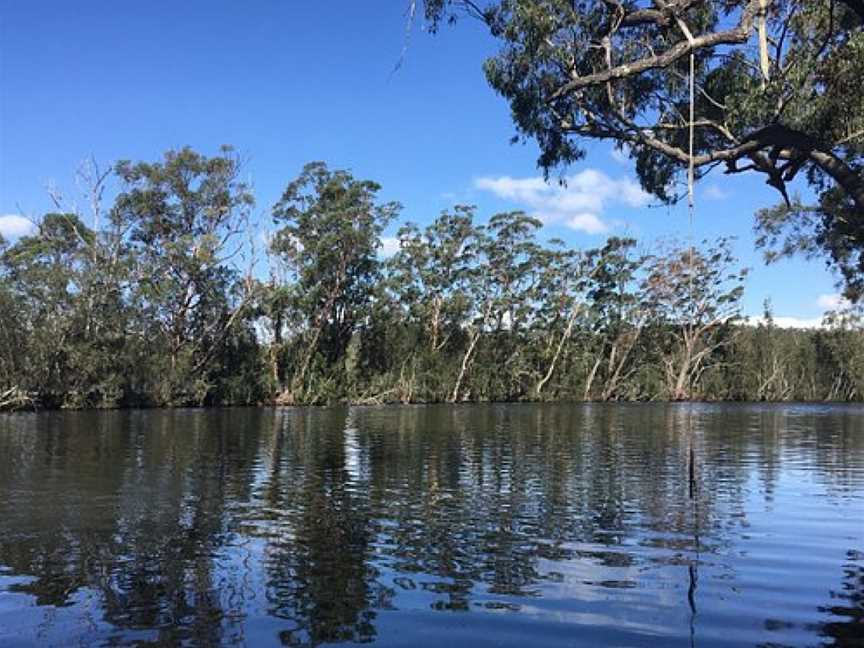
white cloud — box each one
[379,236,401,257]
[474,169,649,234]
[748,315,824,329]
[0,214,36,239]
[703,184,728,201]
[747,294,856,329]
[816,293,849,310]
[772,316,824,329]
[566,213,608,234]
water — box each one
[0,404,862,647]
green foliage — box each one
[640,238,748,399]
[269,162,399,403]
[2,148,863,410]
[0,149,265,410]
[0,213,122,408]
[424,0,864,298]
[111,146,260,406]
[756,186,864,300]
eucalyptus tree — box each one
[0,209,135,408]
[254,278,294,395]
[0,234,25,407]
[483,211,545,333]
[34,160,140,407]
[424,0,864,296]
[0,214,103,406]
[738,305,795,401]
[821,304,864,399]
[454,211,544,401]
[270,162,399,403]
[529,239,584,399]
[389,206,477,353]
[386,206,479,399]
[581,237,647,401]
[640,238,747,399]
[111,146,258,406]
[726,301,826,401]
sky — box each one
[0,1,845,326]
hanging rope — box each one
[688,50,695,227]
[675,15,698,384]
[674,16,696,235]
[688,46,696,327]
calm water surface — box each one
[0,404,862,647]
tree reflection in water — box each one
[252,408,393,645]
[818,552,864,647]
[0,404,862,647]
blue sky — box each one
[0,1,842,324]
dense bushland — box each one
[2,148,862,410]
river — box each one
[0,404,862,646]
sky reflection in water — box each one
[0,403,862,647]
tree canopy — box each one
[423,0,864,296]
[3,147,864,410]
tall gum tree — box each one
[530,239,584,399]
[112,146,256,405]
[454,211,544,401]
[388,206,478,355]
[0,214,95,405]
[270,162,399,403]
[386,206,479,398]
[640,237,747,399]
[581,237,647,401]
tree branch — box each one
[550,0,765,100]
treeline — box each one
[1,147,863,410]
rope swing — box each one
[673,14,697,255]
[674,14,698,383]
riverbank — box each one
[4,391,864,413]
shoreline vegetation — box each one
[2,149,863,413]
[5,398,864,415]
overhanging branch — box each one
[550,0,765,100]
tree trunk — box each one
[449,329,480,403]
[601,333,636,401]
[270,310,283,393]
[0,387,32,411]
[672,334,695,400]
[294,323,324,396]
[287,268,345,400]
[430,296,442,351]
[449,301,492,403]
[583,357,602,401]
[534,303,582,398]
[673,362,691,400]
